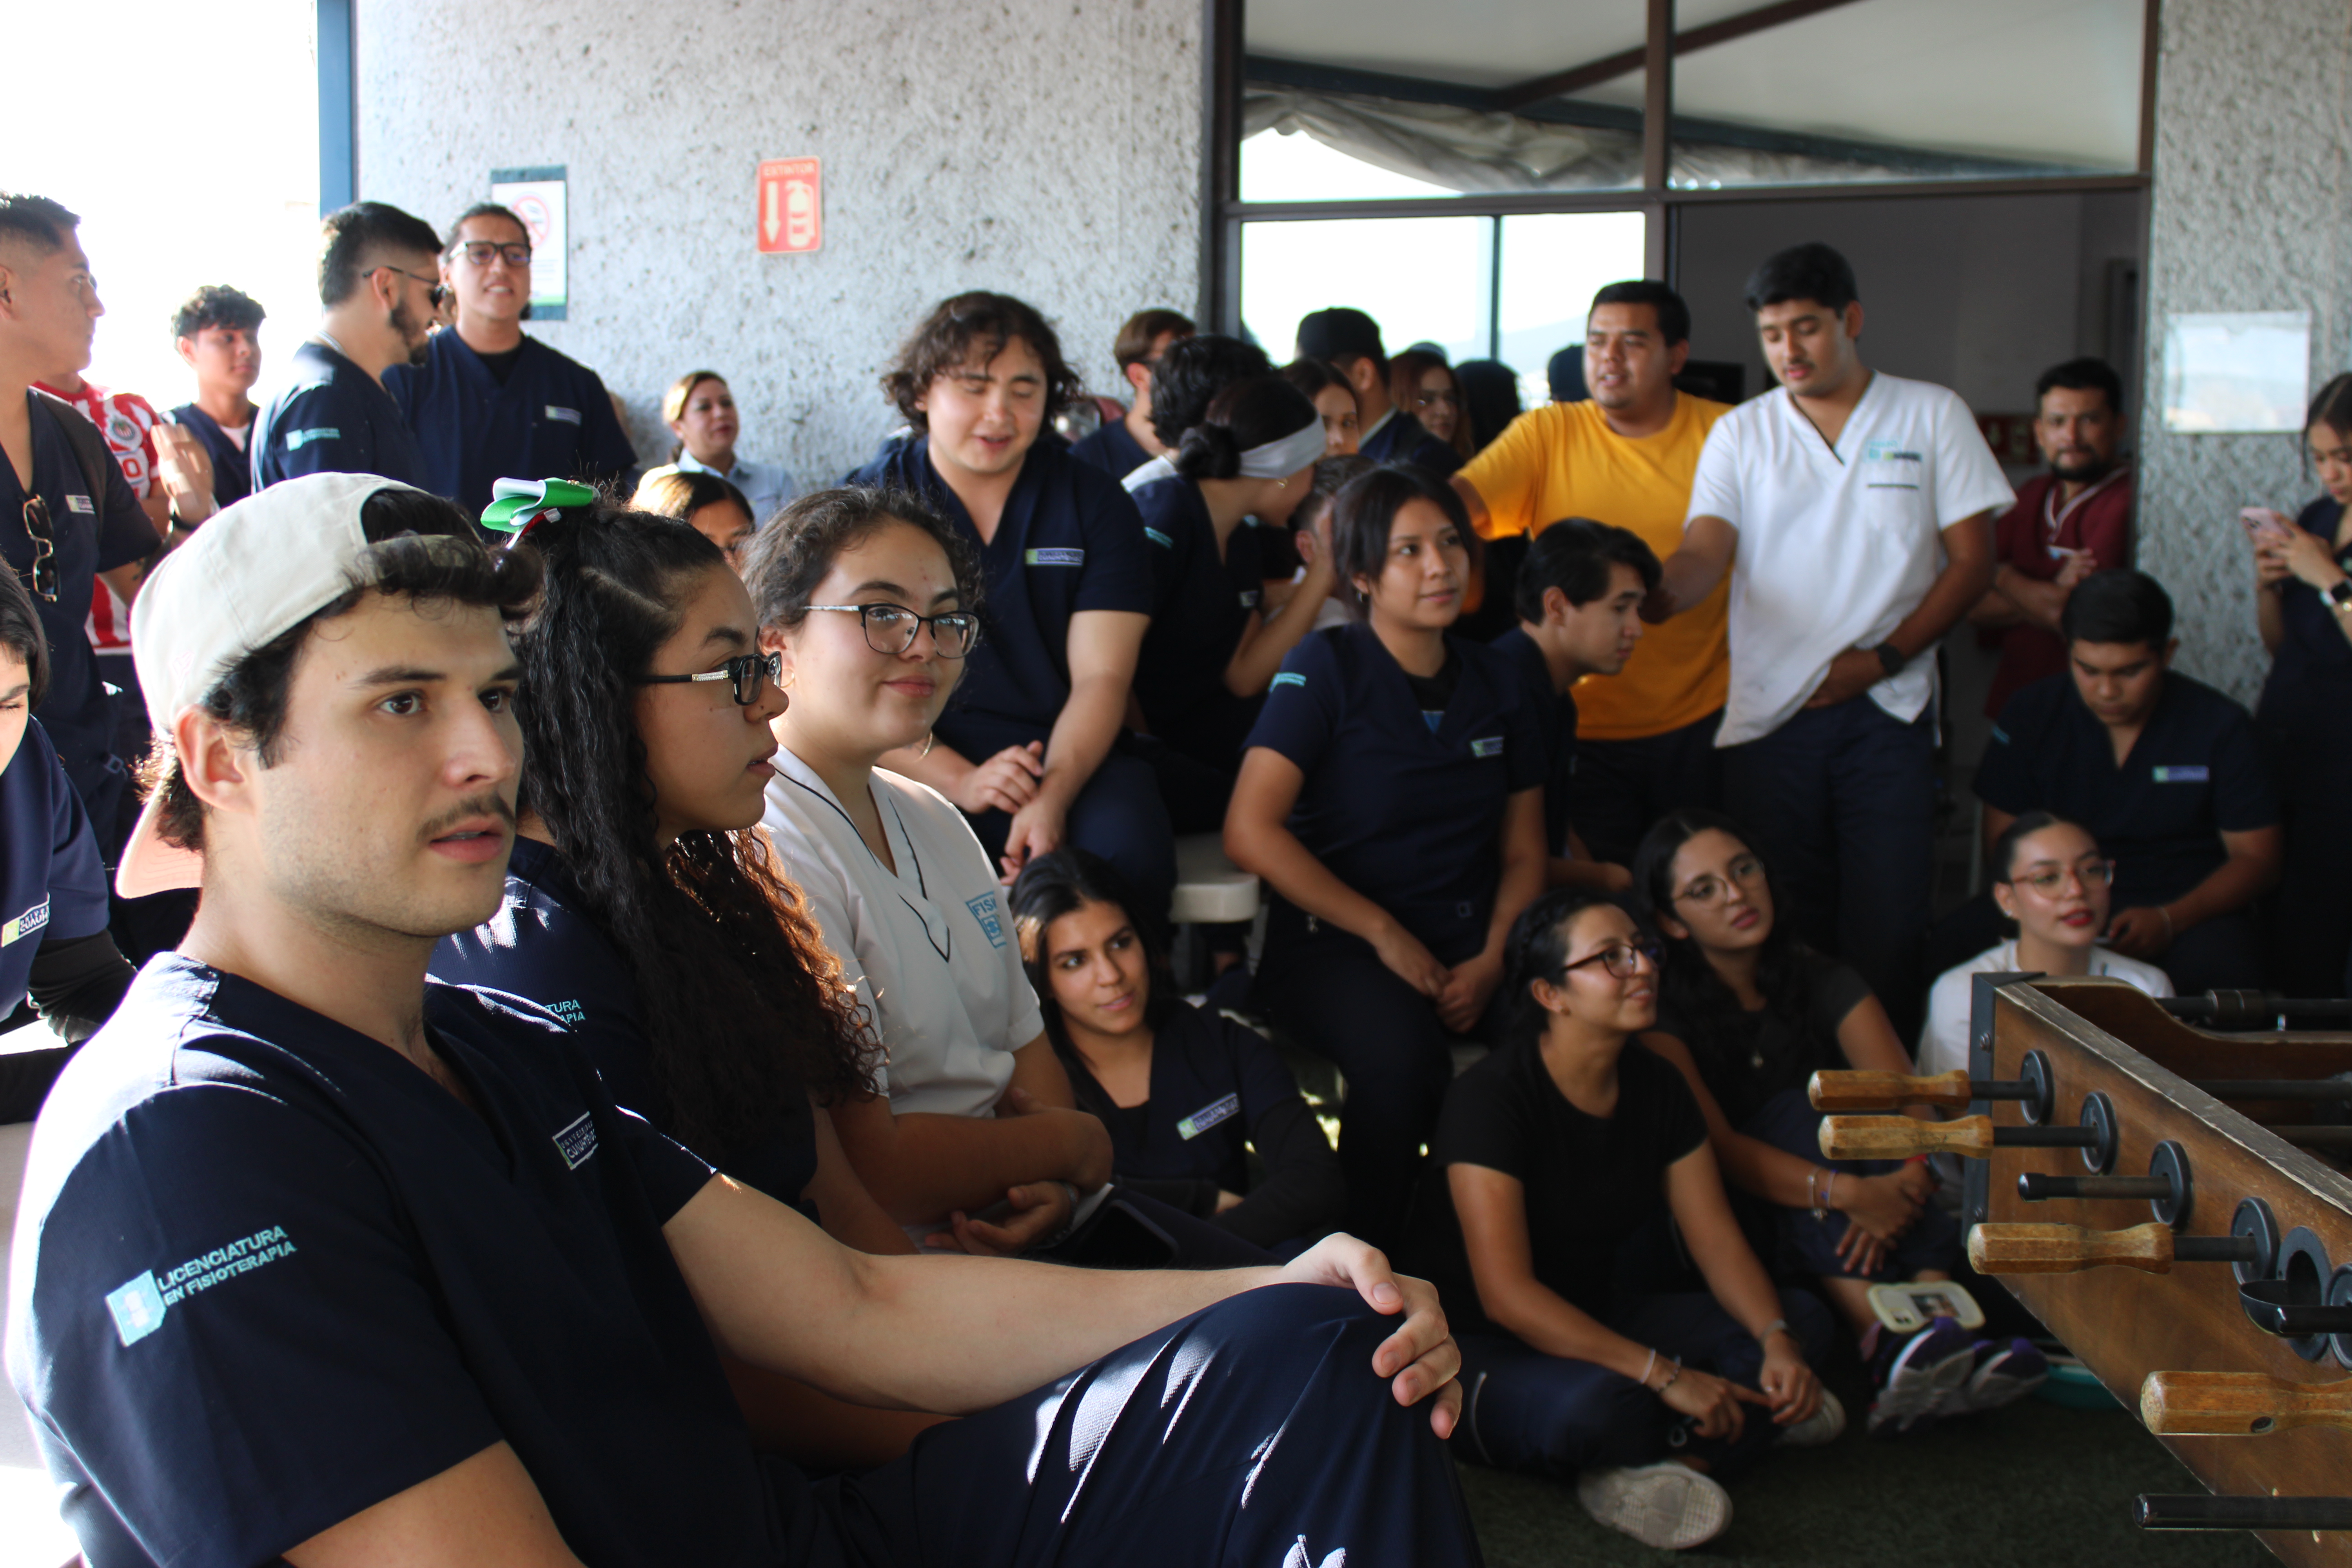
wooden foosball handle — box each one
[1809,1069,1975,1112]
[1819,1114,1992,1160]
[2142,1370,2352,1436]
[1967,1221,2174,1274]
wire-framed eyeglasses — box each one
[807,602,980,659]
[1561,940,1662,981]
[639,651,782,706]
[18,497,58,601]
[2011,859,2116,896]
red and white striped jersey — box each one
[34,379,160,653]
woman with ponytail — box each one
[1405,889,1834,1551]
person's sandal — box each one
[1575,1460,1733,1550]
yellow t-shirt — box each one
[1459,395,1731,740]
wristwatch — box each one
[1872,642,1909,678]
[2326,579,2352,613]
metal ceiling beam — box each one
[1490,0,1869,112]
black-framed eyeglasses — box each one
[454,242,533,269]
[807,602,980,659]
[1561,940,1662,981]
[372,264,448,309]
[18,497,58,602]
[639,651,782,706]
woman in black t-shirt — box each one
[1410,889,1833,1552]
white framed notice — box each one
[489,165,568,322]
[2160,310,2309,433]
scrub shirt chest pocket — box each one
[2135,759,2218,839]
[528,401,590,480]
[1858,437,1935,543]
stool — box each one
[1168,833,1260,927]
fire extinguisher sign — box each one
[757,159,823,255]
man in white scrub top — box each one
[1643,242,2011,1038]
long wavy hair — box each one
[1009,848,1178,1074]
[513,502,874,1157]
[1630,809,1820,1070]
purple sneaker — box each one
[1962,1337,2050,1413]
[1866,1318,1976,1439]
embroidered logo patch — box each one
[105,1224,301,1347]
[965,891,1009,948]
[64,494,94,514]
[2152,765,2210,783]
[1470,736,1505,758]
[545,998,585,1029]
[285,427,341,450]
[544,405,583,425]
[1176,1093,1240,1140]
[1143,527,1172,548]
[1270,672,1305,689]
[553,1112,599,1169]
[1024,548,1085,567]
[2,898,51,947]
[1862,441,1923,463]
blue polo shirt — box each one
[0,720,110,1016]
[3,957,829,1568]
[1246,622,1544,962]
[252,341,426,492]
[1065,1001,1306,1198]
[429,837,820,1212]
[1975,670,2279,908]
[847,434,1152,742]
[5,394,157,821]
[165,404,254,512]
[1069,418,1151,481]
[387,332,639,515]
[1132,475,1264,737]
[1359,410,1461,476]
[1491,627,1577,858]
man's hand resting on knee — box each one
[1278,1234,1464,1437]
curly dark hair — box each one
[171,283,266,342]
[880,291,1082,433]
[1630,809,1822,1074]
[513,501,875,1156]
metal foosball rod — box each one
[2141,1370,2352,1436]
[1967,1221,2256,1275]
[2135,1495,2352,1532]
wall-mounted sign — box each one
[490,165,569,322]
[757,158,822,254]
[2161,310,2308,433]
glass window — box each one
[1669,0,2145,189]
[1240,217,1496,364]
[1496,212,1649,407]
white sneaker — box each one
[1575,1460,1732,1550]
[1775,1387,1847,1448]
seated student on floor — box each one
[428,489,940,1464]
[0,563,135,1123]
[748,486,1269,1268]
[1406,889,1835,1553]
[1225,466,1547,1250]
[1010,848,1345,1255]
[1631,811,2043,1438]
[847,292,1174,913]
[1283,357,1362,457]
[1965,568,2280,993]
[11,471,1474,1567]
[630,466,759,574]
[1131,374,1330,828]
[1496,520,1659,896]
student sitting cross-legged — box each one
[1010,848,1345,1256]
[749,486,1269,1269]
[1225,465,1549,1251]
[9,471,1476,1566]
[1405,889,1836,1552]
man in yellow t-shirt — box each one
[1452,281,1731,869]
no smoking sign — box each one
[757,158,822,254]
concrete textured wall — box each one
[352,0,1203,486]
[2140,0,2352,703]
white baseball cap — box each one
[115,472,427,898]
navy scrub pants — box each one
[1723,697,1935,1040]
[815,1283,1481,1568]
[1454,1288,1835,1486]
[1570,708,1725,871]
[1743,1089,1960,1281]
[940,715,1177,924]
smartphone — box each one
[2241,506,2296,543]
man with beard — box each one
[252,203,440,491]
[1968,357,2134,716]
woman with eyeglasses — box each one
[751,487,1268,1269]
[1388,350,1473,463]
[1918,811,2170,1081]
[1631,811,2011,1440]
[1406,888,1833,1552]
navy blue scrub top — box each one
[387,333,638,517]
[1491,627,1577,858]
[2257,495,2352,729]
[1132,475,1263,732]
[10,957,824,1568]
[252,341,426,492]
[430,837,819,1213]
[1360,410,1462,476]
[1976,670,2279,908]
[165,404,253,511]
[847,434,1153,739]
[1069,418,1151,481]
[1065,1000,1306,1196]
[0,719,111,1016]
[4,394,156,815]
[1247,622,1545,961]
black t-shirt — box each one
[2257,495,2352,729]
[1403,650,1462,728]
[1651,952,1871,1128]
[1410,1036,1707,1336]
[1492,626,1577,857]
[6,957,822,1568]
[476,344,526,386]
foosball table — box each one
[1813,976,2352,1563]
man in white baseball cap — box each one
[10,470,1472,1567]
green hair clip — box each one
[479,477,598,539]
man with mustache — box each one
[1967,358,2134,717]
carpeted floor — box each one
[1454,1364,2271,1566]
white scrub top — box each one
[763,748,1044,1120]
[1917,940,2172,1078]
